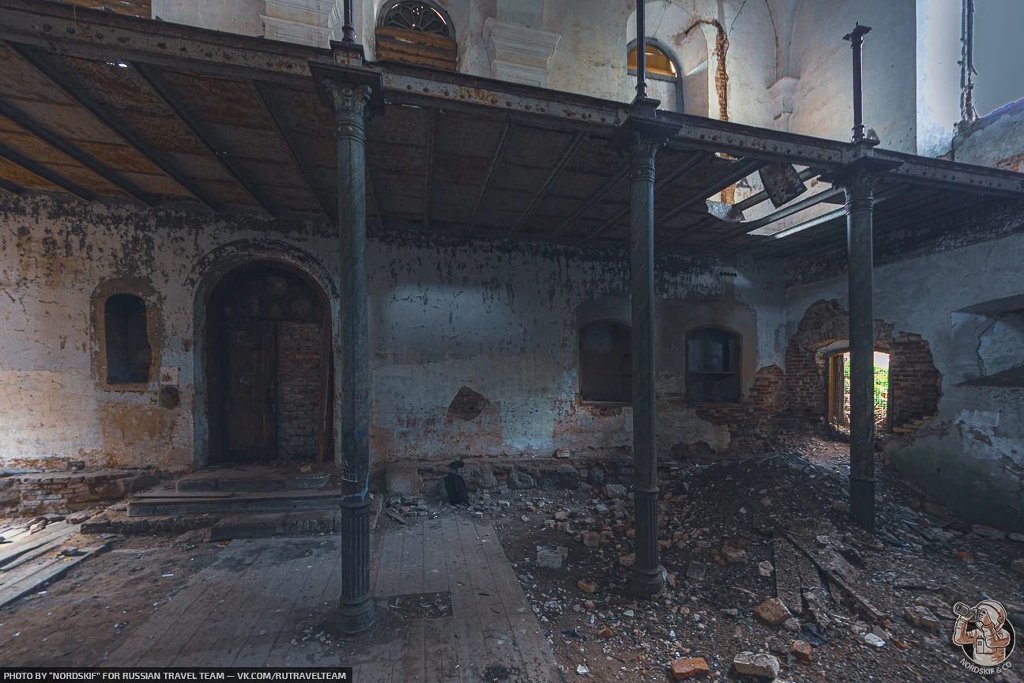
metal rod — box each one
[843,23,871,144]
[635,0,647,101]
[342,0,357,44]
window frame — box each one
[578,319,633,406]
[685,326,741,404]
[626,37,684,109]
[91,280,161,393]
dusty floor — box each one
[1,438,1022,682]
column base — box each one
[849,476,876,532]
[338,496,375,635]
[630,566,664,598]
[337,596,376,636]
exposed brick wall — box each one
[15,470,159,515]
[784,300,941,429]
[277,322,323,459]
[889,333,942,427]
[750,364,786,416]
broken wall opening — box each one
[823,347,890,433]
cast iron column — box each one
[618,99,677,598]
[324,78,374,634]
[843,170,877,532]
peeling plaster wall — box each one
[788,0,917,153]
[784,231,1024,531]
[0,195,785,474]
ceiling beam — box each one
[132,62,274,217]
[0,97,154,205]
[0,175,24,195]
[12,44,218,211]
[704,186,844,247]
[658,166,820,247]
[465,121,512,235]
[653,158,764,247]
[583,151,713,243]
[509,132,585,235]
[252,79,332,220]
[0,143,94,200]
[549,167,628,240]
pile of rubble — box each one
[463,452,1024,682]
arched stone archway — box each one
[191,242,338,469]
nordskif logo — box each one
[952,600,1015,675]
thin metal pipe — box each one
[843,24,872,144]
[635,0,647,101]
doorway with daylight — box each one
[826,347,891,434]
[205,261,332,464]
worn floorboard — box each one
[95,515,557,678]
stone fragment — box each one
[536,544,568,569]
[598,625,613,639]
[555,465,580,490]
[971,524,1006,540]
[791,640,812,663]
[755,597,793,625]
[783,617,801,632]
[864,632,886,647]
[669,657,710,680]
[722,545,747,564]
[581,531,600,548]
[618,553,635,568]
[903,605,943,632]
[758,560,774,577]
[732,652,780,679]
[508,470,535,490]
[577,579,597,594]
[603,483,627,499]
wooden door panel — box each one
[224,323,276,460]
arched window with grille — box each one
[686,327,740,403]
[376,0,457,71]
[627,39,683,111]
[579,321,632,403]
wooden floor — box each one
[103,515,559,681]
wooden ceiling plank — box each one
[12,44,217,210]
[131,62,274,216]
[508,131,585,236]
[252,80,332,220]
[0,142,93,199]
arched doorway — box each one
[205,261,331,464]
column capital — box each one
[613,110,680,161]
[310,62,385,125]
[824,154,902,196]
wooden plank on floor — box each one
[456,518,521,677]
[0,523,76,569]
[103,542,259,666]
[398,521,425,596]
[264,539,340,666]
[375,524,405,598]
[474,522,559,681]
[227,541,322,666]
[0,544,108,609]
[421,519,448,595]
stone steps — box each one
[126,485,343,517]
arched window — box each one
[580,321,632,403]
[105,293,151,384]
[686,327,739,403]
[626,39,683,111]
[376,0,457,71]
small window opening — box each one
[580,321,632,403]
[686,328,740,402]
[105,293,151,384]
[827,350,890,432]
[628,42,678,78]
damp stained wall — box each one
[0,194,786,473]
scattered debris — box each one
[669,656,709,680]
[732,651,781,678]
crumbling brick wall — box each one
[277,322,324,459]
[889,333,942,427]
[784,300,940,429]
